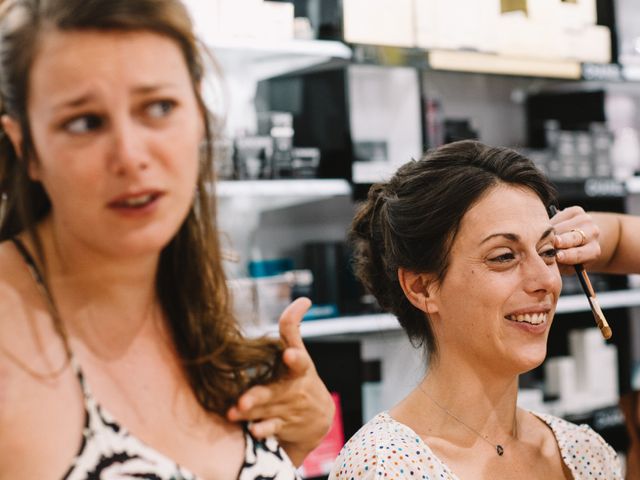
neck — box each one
[30,217,165,357]
[394,355,520,448]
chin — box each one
[512,346,548,375]
[102,223,181,258]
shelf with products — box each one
[351,44,583,80]
[351,45,640,83]
[244,288,640,339]
[215,179,351,198]
[552,177,627,199]
[626,176,640,194]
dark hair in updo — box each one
[349,140,558,359]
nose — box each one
[522,252,561,296]
[107,117,150,176]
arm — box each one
[552,207,640,275]
[589,212,640,274]
[227,298,334,466]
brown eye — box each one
[541,248,557,260]
[147,99,176,118]
[65,114,103,134]
[489,253,515,263]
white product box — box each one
[569,328,613,393]
[343,0,415,47]
[416,0,500,52]
[564,25,612,64]
[493,14,554,59]
[215,0,263,41]
[529,0,597,29]
[182,0,222,45]
[260,1,295,41]
[545,356,577,400]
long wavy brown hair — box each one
[0,0,285,414]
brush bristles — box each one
[589,296,612,340]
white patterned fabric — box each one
[62,359,300,480]
[330,411,622,479]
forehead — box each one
[29,29,191,105]
[458,184,550,242]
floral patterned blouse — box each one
[330,411,622,479]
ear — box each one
[1,114,40,181]
[1,114,23,159]
[397,268,439,315]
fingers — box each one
[278,297,312,350]
[555,241,601,266]
[551,206,601,268]
[248,417,285,440]
[228,384,276,421]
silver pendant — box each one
[496,445,504,456]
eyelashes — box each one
[488,248,557,264]
[60,99,179,135]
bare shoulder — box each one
[0,239,62,421]
[0,238,34,338]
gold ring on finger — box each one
[570,228,587,247]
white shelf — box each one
[215,179,351,198]
[212,38,352,60]
[556,288,640,313]
[428,50,582,79]
[245,289,640,339]
[212,39,352,80]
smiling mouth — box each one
[505,313,548,325]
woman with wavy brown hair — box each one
[331,141,621,479]
[0,0,332,478]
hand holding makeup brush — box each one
[550,205,601,275]
[549,205,612,340]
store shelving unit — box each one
[245,288,640,339]
[212,38,352,80]
[216,179,351,197]
[627,176,640,194]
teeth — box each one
[121,194,153,207]
[507,313,547,325]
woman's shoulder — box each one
[0,239,61,413]
[533,412,623,479]
[329,412,447,480]
[0,239,36,340]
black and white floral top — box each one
[61,359,300,480]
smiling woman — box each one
[0,1,333,479]
[330,140,622,480]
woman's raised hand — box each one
[551,206,601,274]
[227,298,335,466]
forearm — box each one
[590,212,640,274]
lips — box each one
[505,312,548,325]
[108,190,163,209]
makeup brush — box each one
[549,205,612,340]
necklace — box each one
[417,384,517,457]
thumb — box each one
[278,297,311,350]
[283,346,313,376]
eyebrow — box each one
[52,84,178,110]
[479,227,555,245]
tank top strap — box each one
[10,237,91,400]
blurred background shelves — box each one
[212,38,352,80]
[245,288,640,339]
[216,179,351,198]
